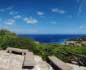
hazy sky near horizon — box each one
[0,0,86,34]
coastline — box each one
[18,34,86,44]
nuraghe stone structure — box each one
[0,47,53,70]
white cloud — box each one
[37,11,44,16]
[4,19,16,25]
[9,11,18,15]
[52,8,66,14]
[24,17,38,24]
[14,15,22,19]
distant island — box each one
[65,37,86,46]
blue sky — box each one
[0,0,86,34]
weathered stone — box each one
[0,48,53,70]
[6,47,28,55]
[48,56,73,70]
[23,52,35,69]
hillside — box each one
[0,29,86,66]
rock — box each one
[66,63,86,70]
[0,50,53,70]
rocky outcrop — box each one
[48,56,86,70]
[65,41,86,46]
[66,63,86,70]
[0,48,53,70]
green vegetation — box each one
[0,29,86,65]
[0,29,35,50]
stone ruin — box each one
[0,47,53,70]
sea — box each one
[18,34,86,44]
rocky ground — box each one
[0,50,86,70]
[0,50,53,70]
[66,63,86,70]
